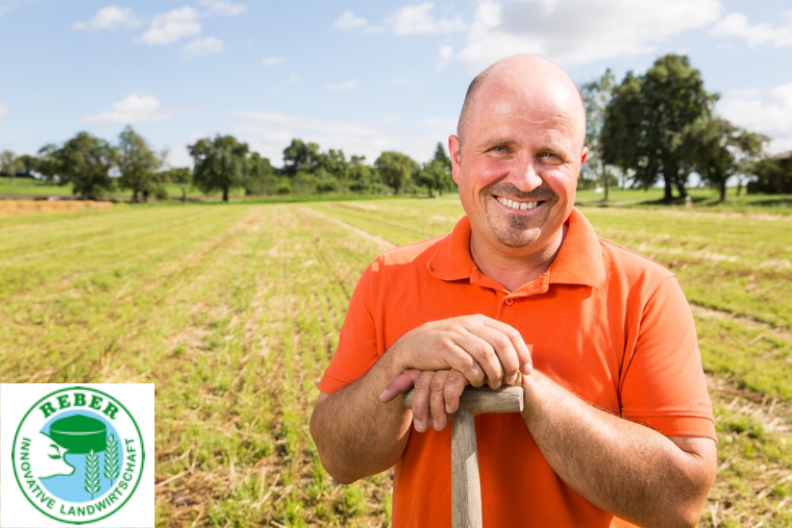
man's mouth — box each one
[495,196,544,211]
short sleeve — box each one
[620,276,716,440]
[318,261,381,395]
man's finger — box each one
[411,371,435,433]
[443,370,469,414]
[429,370,450,431]
[379,369,421,403]
[451,332,504,389]
[481,318,533,375]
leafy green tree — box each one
[319,148,349,181]
[17,154,38,178]
[602,54,716,202]
[348,155,373,192]
[283,138,321,176]
[189,135,249,202]
[117,126,162,202]
[161,167,192,202]
[375,151,414,194]
[581,68,616,200]
[417,159,452,197]
[680,117,767,202]
[36,143,64,182]
[0,150,21,185]
[433,142,451,171]
[58,132,118,200]
[244,152,275,195]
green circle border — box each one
[11,386,147,525]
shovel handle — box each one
[402,385,524,414]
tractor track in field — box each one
[691,303,792,343]
[299,206,396,252]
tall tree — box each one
[602,54,716,202]
[0,150,21,185]
[37,143,64,182]
[433,142,451,171]
[681,117,767,202]
[58,132,118,200]
[417,160,452,197]
[375,151,414,195]
[283,138,321,176]
[117,126,162,202]
[581,69,616,200]
[189,135,249,202]
[244,152,274,195]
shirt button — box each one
[504,298,514,306]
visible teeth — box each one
[497,197,538,211]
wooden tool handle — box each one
[402,385,524,415]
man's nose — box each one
[506,155,543,192]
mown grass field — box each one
[0,195,790,526]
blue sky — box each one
[1,0,791,169]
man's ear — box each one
[449,135,462,184]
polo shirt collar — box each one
[427,207,606,289]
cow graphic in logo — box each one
[12,387,144,525]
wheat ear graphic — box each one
[104,434,120,486]
[85,449,101,500]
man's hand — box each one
[387,314,532,389]
[380,315,532,432]
[380,369,470,432]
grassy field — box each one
[0,196,790,526]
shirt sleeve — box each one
[318,260,382,395]
[619,276,716,440]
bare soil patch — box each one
[0,199,113,216]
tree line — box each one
[2,53,789,203]
[0,128,455,202]
[582,53,788,202]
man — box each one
[310,55,716,527]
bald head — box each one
[457,55,586,150]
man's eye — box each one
[539,152,564,163]
[489,146,507,153]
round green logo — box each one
[12,386,145,524]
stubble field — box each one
[0,197,790,526]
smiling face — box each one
[450,56,588,266]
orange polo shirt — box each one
[319,208,715,528]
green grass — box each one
[1,195,790,526]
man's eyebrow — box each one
[476,137,518,149]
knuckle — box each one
[414,376,431,391]
[476,344,496,361]
[430,377,446,392]
[456,354,475,372]
[493,334,511,350]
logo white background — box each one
[1,384,154,528]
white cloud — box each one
[0,3,18,17]
[262,56,284,66]
[457,0,721,70]
[179,37,224,59]
[83,94,170,124]
[0,103,8,121]
[437,45,454,69]
[138,7,201,45]
[324,79,358,92]
[73,6,141,31]
[719,83,792,155]
[233,111,443,165]
[286,74,300,84]
[198,0,247,17]
[334,11,368,30]
[709,12,792,48]
[388,2,466,35]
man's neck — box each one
[469,226,567,292]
